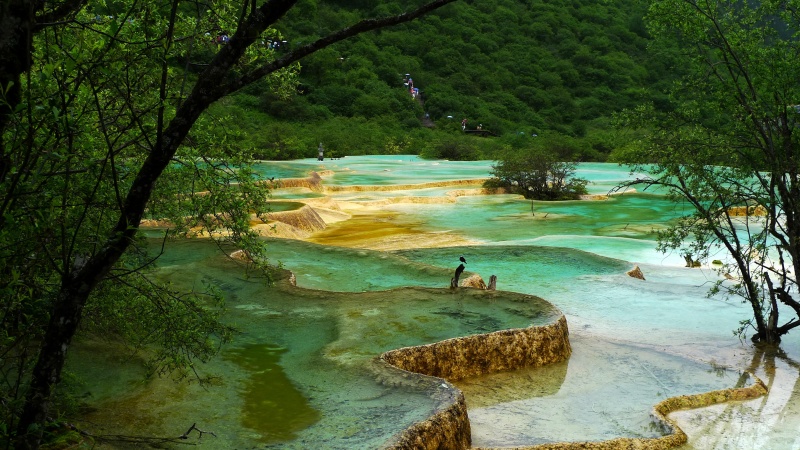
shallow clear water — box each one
[70,156,800,449]
[456,334,744,446]
[72,239,561,449]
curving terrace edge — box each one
[378,313,768,450]
[380,315,572,449]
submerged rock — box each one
[460,274,487,289]
[626,265,645,280]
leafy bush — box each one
[487,145,588,200]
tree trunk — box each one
[15,282,91,448]
[8,1,458,446]
[755,275,782,345]
[0,0,34,188]
[487,275,497,290]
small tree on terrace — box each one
[615,0,800,345]
[487,145,587,200]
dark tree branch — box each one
[13,1,459,446]
[34,0,88,30]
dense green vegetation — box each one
[486,145,588,200]
[215,0,681,161]
[0,1,459,446]
[615,0,800,344]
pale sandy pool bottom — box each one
[457,333,747,447]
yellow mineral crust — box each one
[382,316,572,381]
[727,205,767,216]
[460,274,487,289]
[263,205,327,232]
[350,196,458,207]
[266,171,325,191]
[447,187,512,197]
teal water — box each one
[70,157,800,449]
[383,192,686,245]
[254,155,493,186]
[72,239,564,449]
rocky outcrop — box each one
[265,205,327,233]
[626,265,645,280]
[382,386,471,450]
[460,274,487,289]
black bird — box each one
[459,256,467,264]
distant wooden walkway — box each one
[464,129,499,137]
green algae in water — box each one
[225,345,320,444]
[267,201,305,212]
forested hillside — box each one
[213,0,679,161]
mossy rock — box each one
[41,430,90,450]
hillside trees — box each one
[0,0,456,447]
[616,0,800,345]
[218,0,676,160]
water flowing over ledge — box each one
[380,316,571,449]
[377,308,766,450]
[467,373,766,450]
[382,316,572,381]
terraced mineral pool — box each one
[69,239,564,449]
[379,192,690,245]
[68,157,800,449]
[255,155,492,187]
[454,334,747,447]
[268,188,327,200]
